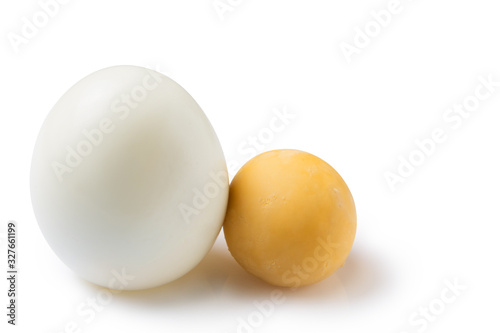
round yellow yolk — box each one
[223,149,356,288]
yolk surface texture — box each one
[223,149,357,288]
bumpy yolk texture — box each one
[223,149,356,287]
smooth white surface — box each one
[30,65,229,290]
[1,0,500,332]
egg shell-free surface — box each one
[31,66,228,290]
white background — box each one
[1,0,500,332]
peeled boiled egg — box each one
[30,66,228,290]
[223,149,356,287]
